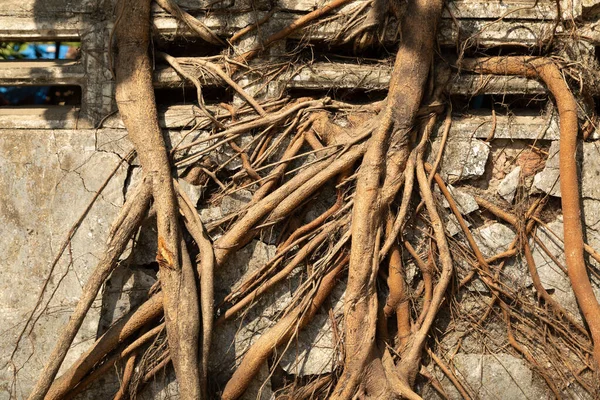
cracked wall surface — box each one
[0,130,129,398]
[3,0,600,399]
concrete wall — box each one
[2,0,600,399]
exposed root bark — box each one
[405,240,433,326]
[426,348,473,400]
[395,144,453,388]
[114,353,137,400]
[114,0,201,396]
[502,306,563,399]
[218,218,346,323]
[175,99,326,167]
[384,215,411,348]
[251,130,305,202]
[277,174,345,250]
[234,0,357,66]
[27,2,599,398]
[523,239,588,337]
[461,56,600,366]
[45,292,163,399]
[344,0,393,51]
[332,0,443,396]
[380,153,416,258]
[175,181,215,398]
[185,58,267,117]
[221,254,349,399]
[214,142,366,265]
[229,10,275,43]
[158,52,221,127]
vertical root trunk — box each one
[114,0,201,397]
[332,0,443,396]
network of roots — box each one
[19,0,600,399]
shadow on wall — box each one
[30,0,115,124]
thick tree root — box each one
[235,0,357,66]
[114,0,201,397]
[28,1,600,398]
[174,181,215,398]
[154,0,223,45]
[45,292,163,399]
[332,0,443,396]
[384,215,411,348]
[114,353,137,400]
[221,253,349,399]
[461,56,600,366]
[218,218,346,323]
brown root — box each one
[154,0,224,45]
[114,0,201,396]
[384,215,411,348]
[46,292,163,399]
[234,0,357,66]
[27,2,600,398]
[221,254,349,399]
[333,0,443,396]
[461,56,600,366]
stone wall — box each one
[2,0,600,399]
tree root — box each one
[333,0,443,396]
[114,353,137,400]
[384,215,411,348]
[158,52,222,127]
[426,348,474,400]
[221,253,349,399]
[154,0,224,46]
[218,217,347,323]
[462,56,600,366]
[45,291,163,399]
[234,0,357,66]
[174,181,215,398]
[114,0,201,397]
[28,1,600,398]
[395,145,453,388]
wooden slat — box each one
[151,0,271,12]
[103,105,216,129]
[0,0,568,19]
[152,12,267,38]
[0,0,581,41]
[0,2,578,45]
[170,0,571,19]
[0,17,81,40]
[445,112,559,140]
[448,74,546,95]
[444,0,559,19]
